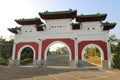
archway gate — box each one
[8,9,116,69]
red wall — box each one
[41,38,75,60]
[15,42,39,60]
[78,41,108,60]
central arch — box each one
[41,38,75,67]
[45,41,71,66]
[44,41,72,61]
[41,38,75,60]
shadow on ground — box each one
[1,64,120,80]
[0,60,101,80]
[0,66,76,80]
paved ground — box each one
[0,66,120,80]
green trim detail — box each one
[15,17,39,21]
[102,22,116,26]
[77,13,107,18]
[40,9,77,15]
[8,27,21,30]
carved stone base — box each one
[33,60,41,67]
[102,60,109,69]
[77,60,84,68]
[9,60,20,67]
[40,60,47,68]
[69,60,76,68]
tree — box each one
[0,36,13,59]
[109,35,118,53]
[47,48,51,56]
[0,36,13,65]
[56,47,69,55]
[113,40,120,69]
[21,47,33,60]
[95,47,101,57]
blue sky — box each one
[0,0,119,39]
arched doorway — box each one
[20,47,34,66]
[41,38,76,68]
[82,44,104,68]
[44,41,72,67]
[17,45,36,66]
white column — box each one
[75,38,78,62]
[107,40,112,68]
[12,42,16,60]
[38,39,42,60]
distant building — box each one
[8,9,116,68]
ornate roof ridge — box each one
[77,13,107,17]
[76,13,107,22]
[39,9,77,15]
[15,17,43,25]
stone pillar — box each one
[9,42,19,67]
[107,40,112,69]
[37,39,42,63]
[77,60,84,68]
[69,60,76,68]
[40,60,47,68]
[9,60,20,67]
[102,60,109,69]
[33,60,41,67]
[74,38,78,68]
[11,42,16,60]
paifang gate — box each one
[8,9,116,69]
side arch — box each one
[81,44,104,61]
[78,41,108,60]
[17,45,35,60]
[41,38,75,60]
[14,42,39,60]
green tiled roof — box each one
[41,9,76,15]
[15,17,39,21]
[102,22,116,26]
[8,27,21,34]
[102,22,116,30]
[15,17,43,25]
[76,13,107,22]
[8,27,21,30]
[78,13,107,17]
[39,9,77,19]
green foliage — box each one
[20,47,33,65]
[47,46,69,56]
[109,35,120,69]
[21,47,33,60]
[95,47,101,57]
[113,41,120,69]
[20,58,32,65]
[0,36,14,66]
[47,48,51,56]
[84,47,101,58]
[109,35,118,53]
[0,36,13,61]
[0,57,8,66]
